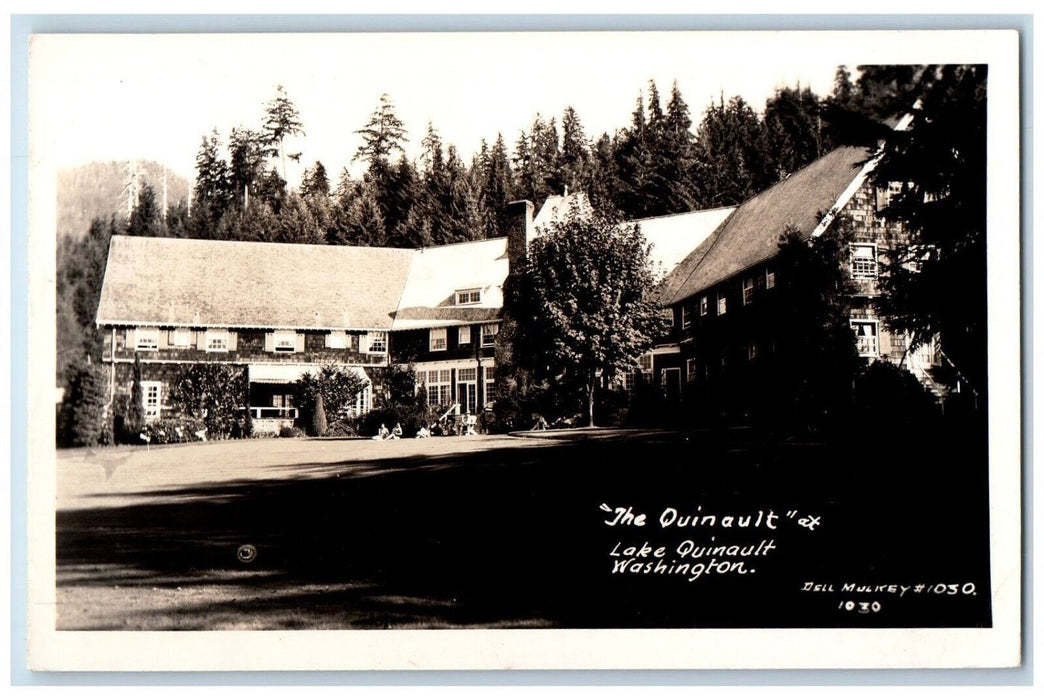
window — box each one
[325,331,347,349]
[364,331,387,354]
[686,358,696,384]
[141,381,162,420]
[458,367,477,382]
[135,327,159,351]
[765,268,776,289]
[661,308,675,327]
[742,277,755,306]
[205,329,228,353]
[851,244,879,279]
[170,328,191,348]
[747,342,758,361]
[484,366,497,406]
[424,369,452,407]
[272,330,297,353]
[481,323,499,347]
[681,304,692,329]
[456,288,482,305]
[430,327,448,352]
[717,293,727,316]
[700,296,709,316]
[851,320,880,357]
[458,326,472,345]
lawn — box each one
[55,429,992,630]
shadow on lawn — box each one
[57,430,993,630]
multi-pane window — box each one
[170,328,192,347]
[742,277,755,306]
[851,244,879,279]
[700,295,708,316]
[205,329,229,352]
[686,358,696,384]
[456,289,482,305]
[430,327,447,351]
[272,330,297,353]
[681,304,692,329]
[141,381,162,420]
[483,365,498,406]
[717,293,727,316]
[765,268,776,289]
[458,326,472,345]
[365,331,388,354]
[424,369,452,407]
[481,323,499,346]
[135,327,159,351]
[851,320,880,357]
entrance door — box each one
[457,382,477,414]
[662,367,681,402]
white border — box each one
[26,29,1022,671]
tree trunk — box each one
[588,375,596,428]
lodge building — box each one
[96,140,947,433]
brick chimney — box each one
[504,199,534,266]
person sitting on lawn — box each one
[531,414,549,431]
[464,412,477,436]
[416,425,430,439]
[391,423,403,439]
[372,423,389,441]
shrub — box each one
[324,419,356,438]
[278,425,304,438]
[311,393,328,437]
[57,361,109,447]
[141,416,208,444]
[168,363,250,439]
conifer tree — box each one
[262,84,305,180]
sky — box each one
[31,32,859,187]
[29,32,860,187]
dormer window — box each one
[456,288,482,305]
[272,330,298,353]
[135,327,159,351]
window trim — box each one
[325,330,347,349]
[205,329,229,353]
[717,292,727,316]
[742,277,755,306]
[481,323,499,347]
[170,327,192,348]
[851,243,879,280]
[141,380,162,420]
[429,327,448,352]
[458,326,472,345]
[366,331,388,354]
[272,330,298,354]
[455,288,482,306]
[850,319,881,357]
[681,304,692,329]
[765,268,776,289]
[135,327,160,352]
[699,295,708,316]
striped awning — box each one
[247,363,370,385]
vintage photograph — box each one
[27,29,1021,670]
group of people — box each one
[371,423,404,441]
[372,411,480,440]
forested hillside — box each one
[56,68,873,387]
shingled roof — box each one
[97,236,416,330]
[392,237,509,330]
[664,145,875,305]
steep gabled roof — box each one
[97,236,415,330]
[392,237,509,330]
[664,145,875,305]
[631,206,735,278]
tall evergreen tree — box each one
[692,95,772,207]
[354,93,408,171]
[300,160,330,199]
[559,106,591,193]
[192,129,232,235]
[762,85,823,179]
[127,182,162,237]
[262,84,305,180]
[228,127,268,209]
